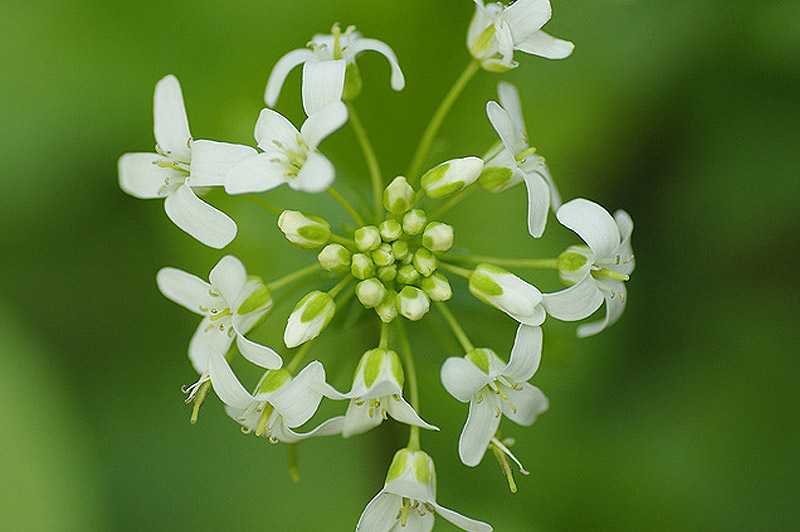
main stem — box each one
[407,59,480,184]
[267,263,323,291]
[443,255,560,269]
[347,103,384,222]
[434,301,474,352]
[396,320,420,450]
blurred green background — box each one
[1,0,799,530]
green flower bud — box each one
[284,291,335,348]
[355,278,386,309]
[396,286,430,321]
[376,289,398,323]
[420,272,452,301]
[420,157,484,199]
[558,246,592,286]
[351,253,376,280]
[391,240,409,260]
[383,176,415,215]
[377,264,398,283]
[278,210,331,249]
[402,209,427,235]
[371,243,395,267]
[413,248,438,277]
[421,222,454,253]
[478,165,518,193]
[379,219,402,242]
[354,225,381,252]
[397,264,420,285]
[317,243,351,273]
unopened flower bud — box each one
[284,291,335,348]
[413,248,438,277]
[396,286,430,321]
[383,176,414,215]
[379,219,402,241]
[469,264,544,326]
[351,253,376,280]
[420,272,452,301]
[356,278,386,309]
[377,264,398,283]
[397,264,420,285]
[391,240,409,260]
[278,210,331,248]
[478,165,518,193]
[422,222,454,253]
[420,157,484,198]
[402,209,427,235]
[376,289,398,323]
[354,225,381,252]
[317,243,351,273]
[371,243,394,267]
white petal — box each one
[350,38,405,90]
[523,171,550,238]
[386,396,439,431]
[301,60,346,116]
[155,267,215,314]
[394,511,434,532]
[224,153,288,195]
[502,0,551,42]
[486,271,546,326]
[289,151,335,193]
[253,107,301,152]
[276,415,346,443]
[556,198,621,259]
[486,101,524,155]
[235,335,282,370]
[496,82,525,139]
[188,140,256,187]
[538,163,562,210]
[207,351,254,410]
[494,21,517,68]
[542,273,604,321]
[459,394,501,466]
[268,361,325,427]
[614,210,635,276]
[504,325,542,383]
[163,183,237,248]
[577,281,626,338]
[515,30,575,60]
[433,503,493,532]
[300,100,349,150]
[208,255,246,303]
[188,317,234,373]
[342,399,384,437]
[153,75,191,162]
[441,357,493,402]
[264,48,314,107]
[118,152,180,199]
[356,491,400,532]
[502,383,548,426]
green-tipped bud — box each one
[278,210,331,249]
[478,165,518,193]
[355,278,386,309]
[557,246,592,285]
[376,289,398,323]
[402,209,427,235]
[377,264,398,283]
[354,225,381,252]
[391,240,409,260]
[420,272,452,301]
[413,248,438,277]
[384,448,436,499]
[397,264,420,285]
[422,222,454,253]
[317,243,351,273]
[396,286,430,321]
[371,243,395,267]
[420,156,484,199]
[284,291,335,348]
[379,219,402,241]
[351,253,376,280]
[383,176,415,215]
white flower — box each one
[356,448,493,532]
[541,198,635,337]
[468,0,574,72]
[481,82,561,237]
[441,325,548,467]
[326,349,438,438]
[469,264,545,326]
[156,255,282,400]
[224,102,348,195]
[118,75,255,248]
[223,362,345,443]
[265,24,405,116]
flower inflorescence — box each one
[118,2,635,530]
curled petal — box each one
[486,101,523,155]
[556,198,621,260]
[515,30,575,60]
[207,351,254,410]
[356,491,400,532]
[504,325,543,383]
[502,0,552,42]
[386,395,439,431]
[350,38,405,90]
[188,317,235,374]
[264,48,315,107]
[459,394,501,466]
[523,171,550,238]
[163,183,237,248]
[235,334,282,370]
[496,82,525,140]
[274,415,346,443]
[153,75,191,162]
[542,274,604,321]
[301,60,346,116]
[577,280,627,338]
[268,361,326,427]
[433,503,494,532]
[118,152,180,199]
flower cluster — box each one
[119,2,635,530]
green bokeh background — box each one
[2,0,798,530]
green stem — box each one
[443,255,560,269]
[330,234,357,248]
[246,196,283,216]
[430,185,478,218]
[434,301,474,352]
[287,443,301,483]
[438,262,474,279]
[379,321,389,349]
[267,263,323,291]
[287,340,316,374]
[328,187,366,227]
[396,320,420,451]
[407,59,481,184]
[347,103,384,221]
[327,276,352,298]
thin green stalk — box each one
[267,264,323,291]
[438,262,473,279]
[443,255,559,269]
[379,321,389,349]
[434,301,474,352]
[407,59,481,184]
[328,187,366,227]
[347,103,383,221]
[430,185,478,218]
[246,196,283,216]
[287,340,316,374]
[396,320,420,451]
[330,234,357,248]
[328,276,352,298]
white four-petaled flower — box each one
[357,448,493,532]
[468,0,574,72]
[441,325,548,467]
[225,102,348,195]
[541,198,635,337]
[118,75,256,248]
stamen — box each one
[475,393,484,404]
[507,403,517,414]
[494,406,501,418]
[255,403,275,437]
[268,436,279,444]
[623,255,635,264]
